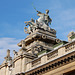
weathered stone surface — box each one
[67,31,75,42]
[24,10,53,34]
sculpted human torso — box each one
[37,13,45,23]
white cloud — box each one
[0,38,21,65]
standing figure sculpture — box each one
[37,11,45,24]
[37,9,52,26]
[45,9,52,25]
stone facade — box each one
[0,10,75,75]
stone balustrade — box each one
[32,60,41,67]
[25,41,75,71]
[47,50,58,60]
[65,41,75,52]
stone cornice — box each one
[25,30,57,46]
[25,29,56,40]
[25,51,75,75]
[13,53,37,63]
[0,63,8,69]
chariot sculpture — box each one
[24,9,56,34]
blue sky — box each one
[0,0,75,64]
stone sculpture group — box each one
[24,9,56,34]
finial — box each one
[7,49,10,57]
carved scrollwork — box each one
[56,39,61,43]
[42,34,47,39]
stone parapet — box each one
[24,40,75,73]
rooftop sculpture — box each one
[24,9,56,34]
[37,9,52,25]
